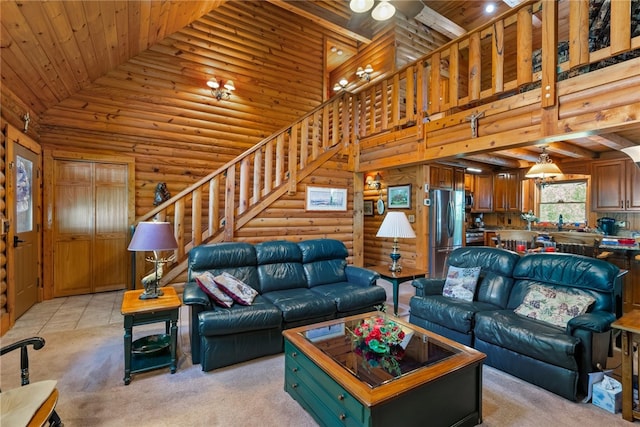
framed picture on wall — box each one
[305,186,347,211]
[363,200,374,216]
[387,184,411,209]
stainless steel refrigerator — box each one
[429,189,464,277]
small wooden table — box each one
[367,265,427,315]
[121,286,181,385]
[611,310,640,421]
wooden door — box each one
[47,154,133,297]
[12,144,40,318]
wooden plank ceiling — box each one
[1,0,638,171]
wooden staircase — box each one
[132,0,640,286]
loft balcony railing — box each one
[133,0,639,285]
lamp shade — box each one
[524,161,562,178]
[376,212,416,239]
[350,0,374,13]
[371,0,395,21]
[621,146,640,167]
[128,222,178,251]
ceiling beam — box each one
[266,0,373,43]
[466,153,526,169]
[493,148,541,163]
[413,6,466,39]
[545,141,598,159]
[588,133,638,149]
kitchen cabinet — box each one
[472,174,493,212]
[464,174,474,191]
[493,170,521,212]
[592,159,640,211]
[484,231,497,247]
[521,177,535,213]
[430,164,453,189]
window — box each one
[538,181,587,224]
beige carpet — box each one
[0,280,629,426]
[0,315,629,427]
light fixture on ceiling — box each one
[485,3,496,14]
[621,146,640,169]
[350,0,374,13]
[371,0,396,21]
[355,64,374,82]
[207,77,235,101]
[525,146,563,187]
[333,78,349,91]
[350,0,395,21]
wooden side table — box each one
[367,265,427,316]
[611,310,640,421]
[121,286,181,385]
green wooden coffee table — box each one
[283,313,485,427]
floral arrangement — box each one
[351,316,405,354]
[521,210,539,230]
[349,316,408,376]
[521,210,538,223]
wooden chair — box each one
[549,232,602,258]
[0,337,63,427]
[495,230,539,252]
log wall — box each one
[37,0,329,218]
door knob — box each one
[13,236,25,247]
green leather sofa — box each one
[183,238,386,371]
[410,247,624,401]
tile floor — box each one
[2,290,126,343]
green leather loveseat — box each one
[410,246,624,401]
[182,238,386,371]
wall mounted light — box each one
[333,78,349,91]
[355,64,374,82]
[366,172,382,190]
[525,146,563,187]
[207,77,235,101]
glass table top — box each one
[297,314,459,388]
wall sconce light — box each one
[333,78,349,91]
[366,172,382,191]
[207,77,235,101]
[355,64,374,82]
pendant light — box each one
[525,147,562,187]
[349,0,374,13]
[371,0,396,21]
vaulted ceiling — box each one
[2,0,638,171]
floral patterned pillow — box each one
[514,285,595,328]
[215,272,258,306]
[195,271,234,308]
[442,266,481,302]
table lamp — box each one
[128,221,178,299]
[376,212,416,272]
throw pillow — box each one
[514,285,595,328]
[195,271,234,308]
[215,272,258,306]
[442,266,481,302]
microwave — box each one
[465,192,474,208]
